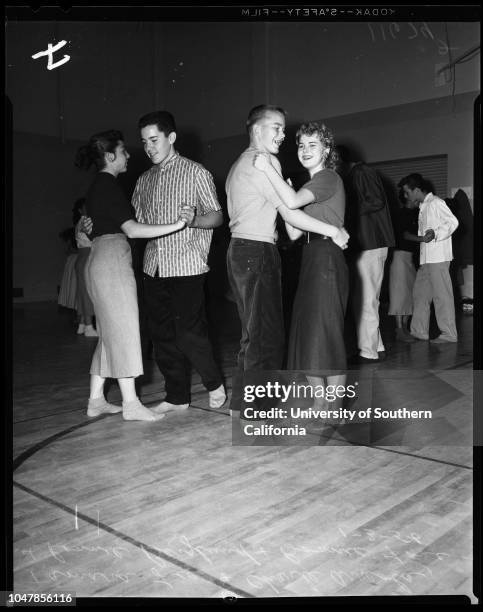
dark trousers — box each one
[227,238,285,412]
[143,273,222,404]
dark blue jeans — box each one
[227,238,284,412]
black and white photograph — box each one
[5,3,481,604]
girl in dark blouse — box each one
[75,130,192,421]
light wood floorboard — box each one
[12,302,475,599]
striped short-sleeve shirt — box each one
[132,153,221,277]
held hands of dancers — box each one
[332,227,350,250]
[178,205,196,228]
[80,215,93,234]
[423,228,435,242]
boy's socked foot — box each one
[209,384,227,409]
[151,401,189,415]
[123,399,165,421]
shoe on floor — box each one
[430,335,457,344]
[151,401,189,415]
[348,354,380,365]
[461,298,473,313]
[76,323,86,335]
[123,399,165,421]
[87,397,123,417]
[395,328,416,343]
[84,325,98,337]
[410,332,429,341]
[209,384,226,409]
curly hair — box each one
[295,121,339,170]
[75,129,123,171]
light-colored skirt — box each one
[85,234,143,378]
[388,250,416,316]
[58,253,78,309]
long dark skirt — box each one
[287,238,349,373]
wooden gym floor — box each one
[11,299,475,599]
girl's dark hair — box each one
[295,121,339,170]
[75,129,123,171]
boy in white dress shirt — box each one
[398,173,459,343]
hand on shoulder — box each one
[253,152,272,172]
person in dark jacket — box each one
[337,145,395,363]
[445,188,474,313]
[388,187,420,342]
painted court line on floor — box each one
[13,480,255,598]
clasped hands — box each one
[423,229,435,243]
[79,207,195,233]
[333,227,349,250]
[80,215,93,234]
[178,205,195,227]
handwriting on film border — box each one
[17,527,460,596]
[19,557,453,597]
[30,22,456,73]
[31,40,70,70]
[367,22,458,55]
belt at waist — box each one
[306,232,330,243]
